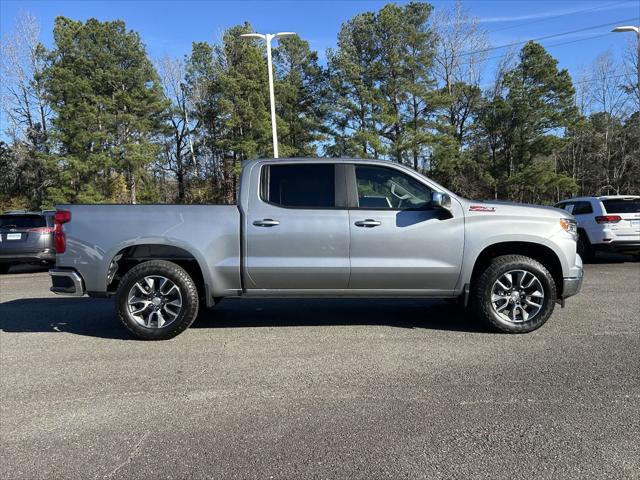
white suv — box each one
[554,196,640,260]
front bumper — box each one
[49,268,86,296]
[562,275,583,299]
[561,250,583,301]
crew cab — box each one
[50,158,583,340]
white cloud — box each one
[479,1,636,24]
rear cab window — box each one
[601,199,640,214]
[262,164,336,208]
[0,215,46,230]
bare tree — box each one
[0,11,50,147]
[621,35,639,111]
[0,11,54,209]
[485,47,517,101]
[432,0,490,91]
[588,52,632,194]
[590,51,629,118]
[432,0,490,150]
[157,55,198,201]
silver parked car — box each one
[49,158,583,340]
[0,211,56,273]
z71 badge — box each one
[469,205,496,212]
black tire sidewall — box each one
[577,236,586,258]
[116,260,199,340]
[475,255,556,333]
[577,232,593,262]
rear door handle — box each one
[354,219,382,228]
[253,218,280,227]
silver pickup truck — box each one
[50,158,583,340]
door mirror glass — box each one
[430,191,451,209]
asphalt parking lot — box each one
[1,258,639,479]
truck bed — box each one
[56,204,242,298]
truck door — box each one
[347,164,464,294]
[244,163,350,290]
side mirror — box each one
[430,191,451,209]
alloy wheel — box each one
[490,269,544,323]
[127,275,183,328]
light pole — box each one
[612,25,640,100]
[241,32,296,158]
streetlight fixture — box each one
[612,25,640,34]
[612,25,639,98]
[241,32,296,158]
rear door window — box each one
[560,203,575,214]
[572,201,593,215]
[602,199,640,214]
[0,215,46,230]
[263,164,336,208]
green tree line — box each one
[1,3,638,211]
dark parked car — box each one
[0,211,56,274]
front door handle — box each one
[354,219,382,228]
[253,218,280,227]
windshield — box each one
[0,215,46,230]
[602,199,640,214]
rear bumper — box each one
[49,268,86,296]
[0,250,56,264]
[594,240,640,254]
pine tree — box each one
[274,35,328,157]
[327,11,382,157]
[43,17,169,203]
[476,42,579,202]
[375,2,438,167]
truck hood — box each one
[458,198,571,219]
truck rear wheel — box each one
[116,260,199,340]
[472,255,556,333]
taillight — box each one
[55,210,71,224]
[595,215,621,224]
[27,227,55,233]
[54,210,71,253]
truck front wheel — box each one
[472,255,556,333]
[116,260,199,340]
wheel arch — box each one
[469,241,564,297]
[106,244,209,303]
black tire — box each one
[577,232,593,262]
[472,254,556,333]
[116,260,199,340]
[0,264,11,274]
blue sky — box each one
[1,0,639,84]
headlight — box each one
[560,218,577,237]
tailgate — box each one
[602,198,640,238]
